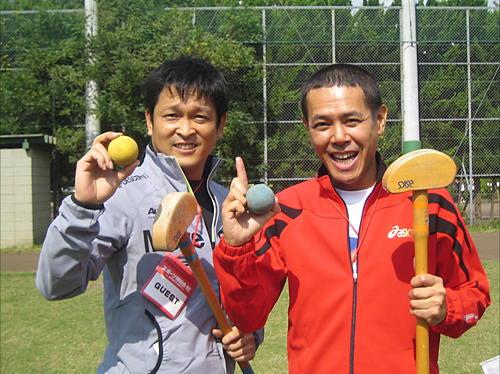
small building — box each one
[1,134,56,248]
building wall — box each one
[31,149,52,243]
[1,148,52,248]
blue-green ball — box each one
[246,184,275,214]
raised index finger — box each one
[235,157,248,188]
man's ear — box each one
[146,109,153,136]
[302,116,309,131]
[217,113,227,139]
[377,105,388,136]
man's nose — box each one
[177,117,195,137]
[330,124,349,144]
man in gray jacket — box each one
[36,56,262,374]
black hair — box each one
[142,56,229,127]
[300,64,383,124]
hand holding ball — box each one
[108,136,139,166]
[246,184,275,214]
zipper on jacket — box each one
[350,278,358,374]
[206,157,223,247]
[348,208,357,374]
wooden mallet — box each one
[152,192,255,374]
[382,149,457,374]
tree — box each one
[1,3,264,191]
[1,2,498,197]
[417,5,498,168]
[0,0,83,10]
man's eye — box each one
[313,122,329,130]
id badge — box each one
[141,253,197,319]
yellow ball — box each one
[108,136,139,166]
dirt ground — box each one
[1,232,498,272]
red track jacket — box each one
[214,155,490,374]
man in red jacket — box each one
[213,64,490,374]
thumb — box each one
[212,329,224,339]
[116,160,140,183]
[261,196,280,220]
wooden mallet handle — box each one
[178,232,255,374]
[413,190,430,374]
[152,192,255,373]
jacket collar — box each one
[144,144,224,189]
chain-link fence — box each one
[1,6,499,222]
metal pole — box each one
[332,9,336,64]
[466,9,474,226]
[85,0,100,150]
[401,0,421,154]
[402,4,427,373]
[262,9,268,185]
[400,8,404,153]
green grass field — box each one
[1,261,498,373]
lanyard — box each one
[192,179,203,248]
[325,187,381,266]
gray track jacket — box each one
[36,145,262,373]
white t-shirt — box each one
[335,187,374,278]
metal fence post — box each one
[466,9,474,226]
[262,8,268,185]
[84,0,100,151]
[402,0,421,155]
[332,8,336,64]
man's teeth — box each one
[176,144,196,150]
[333,152,356,164]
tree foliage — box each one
[1,3,264,186]
[1,1,498,190]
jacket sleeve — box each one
[213,229,287,334]
[428,190,491,338]
[36,195,123,300]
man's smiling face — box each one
[146,87,225,180]
[303,85,387,191]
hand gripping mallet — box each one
[152,192,255,374]
[382,149,457,374]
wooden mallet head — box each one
[382,149,457,194]
[152,192,198,251]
